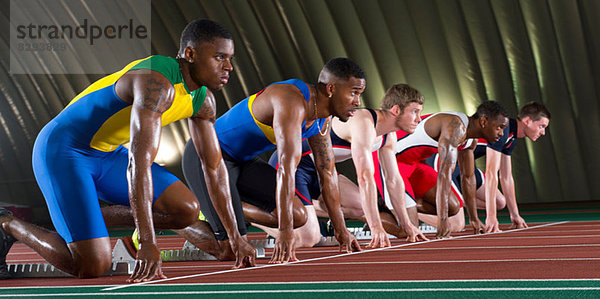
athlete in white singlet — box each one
[375,101,509,238]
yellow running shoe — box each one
[131,227,141,251]
[130,210,205,251]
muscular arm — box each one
[348,116,388,248]
[188,91,255,267]
[458,143,482,234]
[127,71,174,282]
[308,119,360,252]
[270,90,305,262]
[308,119,343,230]
[498,153,526,228]
[378,132,426,242]
[484,147,502,232]
[435,117,466,238]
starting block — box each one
[315,236,339,247]
[247,239,270,258]
[112,238,221,265]
[7,260,132,278]
[179,240,266,259]
[346,227,398,240]
[315,223,437,245]
[419,223,437,234]
[7,238,137,278]
[7,240,134,278]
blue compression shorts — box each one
[268,151,318,205]
[32,121,178,243]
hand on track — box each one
[470,218,485,235]
[127,242,167,283]
[336,229,362,253]
[405,223,429,242]
[509,215,528,229]
[435,219,452,239]
[269,230,298,264]
[366,227,390,249]
[485,217,502,233]
[232,238,256,269]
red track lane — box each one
[3,221,600,288]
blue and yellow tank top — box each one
[215,79,327,162]
[54,55,206,152]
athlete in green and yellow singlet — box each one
[0,19,255,283]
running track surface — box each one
[2,221,600,297]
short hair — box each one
[320,57,365,82]
[179,19,232,51]
[381,83,424,111]
[518,101,551,121]
[472,101,509,120]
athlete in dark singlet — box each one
[269,84,429,247]
[182,58,363,263]
[0,19,254,282]
[481,102,550,232]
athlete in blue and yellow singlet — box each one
[182,79,327,240]
[216,79,327,162]
[184,58,366,262]
[32,55,206,243]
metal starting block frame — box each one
[178,240,266,259]
[418,223,438,234]
[347,224,437,239]
[7,261,131,278]
[112,239,221,265]
[7,238,220,278]
[315,223,438,245]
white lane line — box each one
[159,253,600,270]
[5,278,600,290]
[505,228,600,233]
[287,257,600,266]
[137,277,600,285]
[386,244,600,251]
[5,287,600,296]
[102,221,568,291]
[457,234,600,240]
[161,264,233,270]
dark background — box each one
[1,0,599,223]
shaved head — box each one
[318,57,365,84]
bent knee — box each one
[448,201,461,216]
[343,206,364,219]
[174,201,200,228]
[292,206,308,228]
[76,260,111,278]
[497,198,507,210]
[295,222,321,248]
[73,251,112,278]
[162,198,200,229]
[155,182,200,229]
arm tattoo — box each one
[447,117,466,147]
[310,134,334,171]
[193,95,216,122]
[141,77,171,113]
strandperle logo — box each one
[10,0,151,74]
[15,18,148,45]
